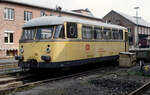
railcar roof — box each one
[23,16,126,29]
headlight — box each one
[46,45,51,53]
[46,48,51,53]
[20,48,24,54]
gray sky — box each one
[24,0,150,21]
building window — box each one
[138,27,142,34]
[108,20,111,23]
[127,28,132,33]
[40,11,47,16]
[4,8,15,20]
[148,28,150,35]
[144,28,146,34]
[145,28,147,35]
[116,20,120,22]
[4,32,13,43]
[142,27,145,34]
[24,11,32,21]
[129,37,133,45]
[146,28,149,35]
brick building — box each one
[0,0,102,58]
[103,10,150,48]
[72,8,94,17]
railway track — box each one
[0,74,33,89]
[2,63,150,95]
[0,62,18,68]
[0,66,118,95]
[129,81,150,95]
[0,62,18,69]
[0,71,40,94]
[0,62,22,75]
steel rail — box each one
[0,62,17,65]
[128,81,150,95]
[0,74,34,85]
[0,67,105,95]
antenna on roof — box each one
[85,8,90,12]
[56,5,62,17]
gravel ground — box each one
[7,65,150,95]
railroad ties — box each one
[0,66,116,95]
[0,62,22,74]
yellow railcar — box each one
[16,16,128,69]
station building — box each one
[0,0,102,58]
[103,10,150,48]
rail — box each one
[129,81,150,95]
[0,67,107,95]
[0,62,23,75]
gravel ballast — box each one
[7,65,150,95]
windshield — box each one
[21,29,36,40]
[37,26,54,39]
[54,25,64,38]
[21,25,63,40]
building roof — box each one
[114,10,150,27]
[1,0,102,21]
[23,16,126,30]
[72,8,94,17]
[72,8,91,12]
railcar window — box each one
[119,30,123,40]
[82,26,93,39]
[54,25,65,38]
[67,23,77,38]
[104,28,111,40]
[103,30,107,40]
[21,29,36,40]
[112,29,119,40]
[94,27,103,39]
[108,31,112,40]
[39,27,54,39]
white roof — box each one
[2,0,100,20]
[116,11,150,27]
[23,16,126,29]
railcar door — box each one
[66,22,81,62]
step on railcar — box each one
[16,16,129,69]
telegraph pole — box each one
[134,7,140,48]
